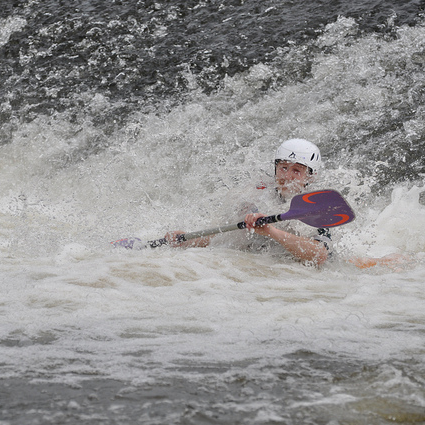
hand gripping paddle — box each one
[111,189,355,250]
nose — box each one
[279,168,294,179]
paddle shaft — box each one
[112,190,355,250]
[147,215,281,248]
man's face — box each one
[275,160,311,197]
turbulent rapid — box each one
[1,1,425,424]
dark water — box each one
[2,354,425,424]
[2,0,425,190]
[1,0,424,119]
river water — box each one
[1,1,425,424]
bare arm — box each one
[348,253,410,270]
[244,213,329,266]
[165,231,212,248]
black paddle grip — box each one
[148,237,168,248]
[255,215,279,227]
[237,215,279,230]
[148,234,187,248]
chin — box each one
[277,188,293,200]
[277,186,302,197]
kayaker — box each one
[166,138,332,266]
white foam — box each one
[0,16,26,47]
[1,19,425,409]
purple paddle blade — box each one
[278,190,355,228]
[111,237,144,249]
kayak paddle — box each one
[112,189,355,250]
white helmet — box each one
[275,138,321,174]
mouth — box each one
[276,180,302,194]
